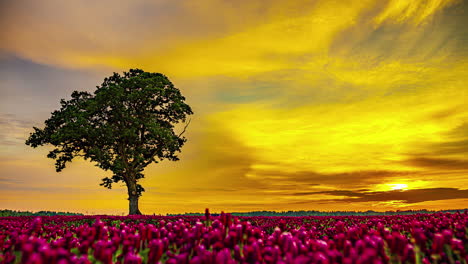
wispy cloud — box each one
[0,113,34,146]
[305,188,468,204]
[404,157,468,170]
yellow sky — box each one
[0,0,467,214]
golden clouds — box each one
[207,80,466,173]
[145,0,373,77]
[374,0,460,25]
[2,0,460,76]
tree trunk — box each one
[127,179,142,215]
[129,194,141,215]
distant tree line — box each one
[167,209,468,217]
[0,209,83,217]
[2,209,466,217]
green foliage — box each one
[25,69,193,198]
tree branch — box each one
[178,118,191,137]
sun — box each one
[374,181,428,192]
[389,183,408,191]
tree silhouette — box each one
[26,69,193,215]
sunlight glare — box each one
[389,183,408,190]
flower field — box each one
[0,211,467,264]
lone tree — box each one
[26,69,193,215]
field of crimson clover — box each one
[1,210,467,264]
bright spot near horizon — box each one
[389,183,408,191]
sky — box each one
[0,0,467,214]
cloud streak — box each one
[306,188,468,204]
[404,157,468,170]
